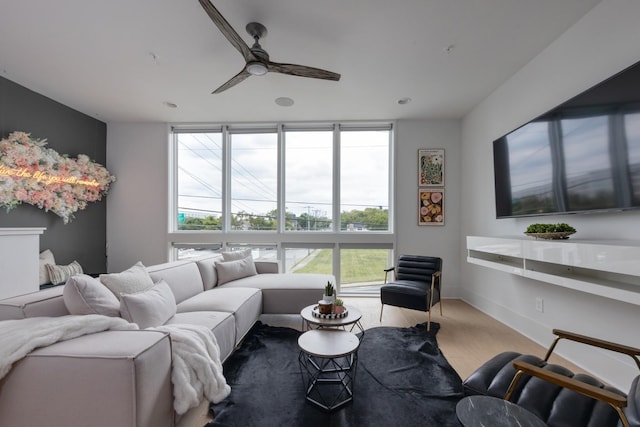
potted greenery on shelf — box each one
[525,223,576,240]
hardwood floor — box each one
[348,297,582,379]
[187,298,581,427]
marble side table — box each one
[456,395,547,427]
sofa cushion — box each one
[0,330,172,427]
[165,311,236,362]
[195,255,223,290]
[100,262,154,298]
[120,281,177,329]
[220,273,330,314]
[215,257,257,286]
[63,274,120,317]
[46,260,83,285]
[221,248,252,261]
[0,286,69,320]
[176,287,262,346]
[39,249,56,285]
[147,261,205,304]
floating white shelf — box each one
[466,236,640,305]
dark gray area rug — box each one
[206,321,464,427]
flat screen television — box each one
[493,60,640,218]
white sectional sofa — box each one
[0,253,332,427]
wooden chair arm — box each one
[545,329,640,371]
[511,360,627,408]
[383,267,395,283]
[505,360,631,427]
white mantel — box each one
[0,228,46,299]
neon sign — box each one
[0,131,115,223]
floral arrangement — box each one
[0,131,115,223]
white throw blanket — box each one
[0,314,138,380]
[0,315,230,416]
[152,324,231,414]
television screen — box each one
[493,60,640,218]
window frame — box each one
[169,122,396,287]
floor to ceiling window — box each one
[170,122,394,294]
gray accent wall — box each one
[0,76,108,275]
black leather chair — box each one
[463,329,640,427]
[379,254,442,331]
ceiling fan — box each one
[198,0,341,94]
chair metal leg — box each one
[439,299,443,316]
[427,310,432,331]
[379,304,384,322]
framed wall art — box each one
[418,148,444,186]
[418,188,444,225]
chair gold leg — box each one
[379,304,384,322]
[439,299,443,316]
[427,310,432,331]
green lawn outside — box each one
[293,248,389,284]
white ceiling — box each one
[0,0,601,124]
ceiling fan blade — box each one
[198,0,256,63]
[267,62,341,81]
[213,68,251,94]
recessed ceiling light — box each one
[275,97,294,107]
[164,101,178,109]
[443,44,455,54]
[149,52,160,65]
[397,97,412,105]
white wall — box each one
[396,119,462,297]
[461,0,640,390]
[106,120,464,289]
[106,123,170,272]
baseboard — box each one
[458,287,636,391]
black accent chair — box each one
[379,255,442,331]
[463,329,640,427]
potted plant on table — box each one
[334,298,345,315]
[524,223,576,240]
[323,281,336,304]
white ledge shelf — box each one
[467,236,640,305]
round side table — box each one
[298,329,360,411]
[456,395,547,427]
[300,304,364,336]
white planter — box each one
[322,294,336,304]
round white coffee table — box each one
[298,329,360,411]
[300,304,364,335]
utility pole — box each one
[304,205,312,231]
[313,209,321,231]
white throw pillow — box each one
[221,248,252,261]
[99,261,154,299]
[63,274,120,317]
[46,260,83,285]
[215,257,257,286]
[39,249,56,285]
[119,280,177,329]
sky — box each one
[176,128,390,220]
